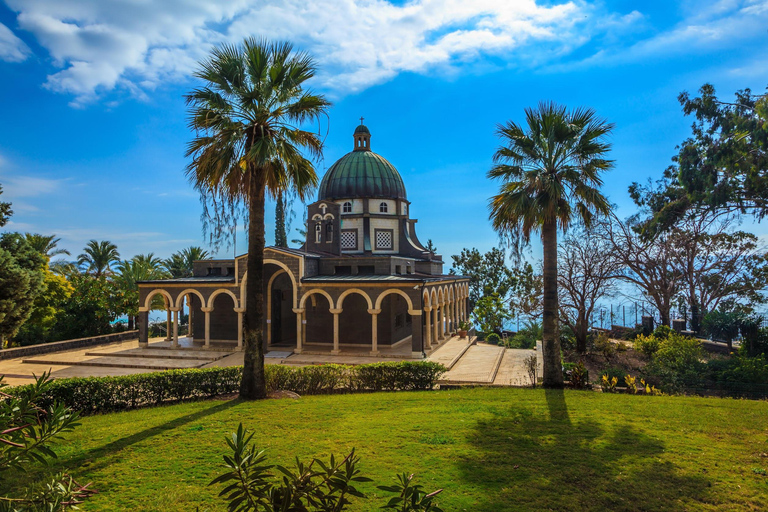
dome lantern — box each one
[353,117,371,151]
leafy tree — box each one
[77,240,120,277]
[702,309,745,350]
[507,262,543,322]
[185,38,330,399]
[0,184,11,228]
[275,193,288,247]
[472,293,511,336]
[450,247,515,310]
[630,176,768,330]
[0,234,46,345]
[425,239,437,254]
[604,215,680,326]
[558,223,619,353]
[115,256,168,330]
[488,102,614,388]
[23,233,70,260]
[50,274,121,341]
[12,268,73,346]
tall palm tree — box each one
[24,233,70,260]
[186,38,329,399]
[488,102,614,388]
[77,240,120,277]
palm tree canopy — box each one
[24,233,70,260]
[77,240,120,276]
[164,246,210,278]
[488,102,615,244]
[185,38,331,243]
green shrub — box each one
[599,367,627,383]
[633,334,661,357]
[653,325,673,340]
[563,362,589,389]
[485,333,501,345]
[644,332,704,392]
[9,361,447,415]
[212,424,445,512]
[592,332,616,359]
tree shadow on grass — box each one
[456,390,711,511]
[65,399,241,474]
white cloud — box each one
[552,0,768,71]
[4,0,767,105]
[3,0,622,104]
[0,21,29,62]
[0,174,68,198]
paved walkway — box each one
[427,336,474,369]
[440,343,505,384]
[1,335,544,388]
[492,349,537,386]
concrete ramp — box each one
[440,344,505,384]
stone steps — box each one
[83,349,229,361]
[21,356,206,370]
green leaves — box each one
[211,425,441,512]
[488,102,614,250]
[378,473,444,512]
[1,373,93,510]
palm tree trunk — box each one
[542,220,564,388]
[240,165,268,399]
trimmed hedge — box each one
[8,361,447,415]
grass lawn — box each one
[15,387,768,511]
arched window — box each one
[315,223,321,243]
[379,202,388,213]
[326,222,333,242]
[343,201,352,213]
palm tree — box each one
[164,246,210,278]
[488,102,614,388]
[77,240,120,277]
[24,233,70,260]
[186,39,329,399]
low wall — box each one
[0,330,138,361]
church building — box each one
[137,123,470,358]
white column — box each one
[201,307,212,348]
[424,306,432,348]
[330,308,342,354]
[433,306,439,344]
[368,308,381,355]
[439,303,446,340]
[292,308,304,354]
[171,308,180,348]
[235,308,244,350]
[165,307,172,341]
[187,296,194,337]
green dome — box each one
[318,150,407,201]
[354,124,370,134]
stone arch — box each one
[336,288,373,310]
[375,288,414,311]
[144,288,174,311]
[299,288,334,309]
[430,288,438,305]
[173,288,206,310]
[241,258,298,309]
[422,289,431,308]
[208,288,239,309]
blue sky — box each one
[0,0,766,266]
